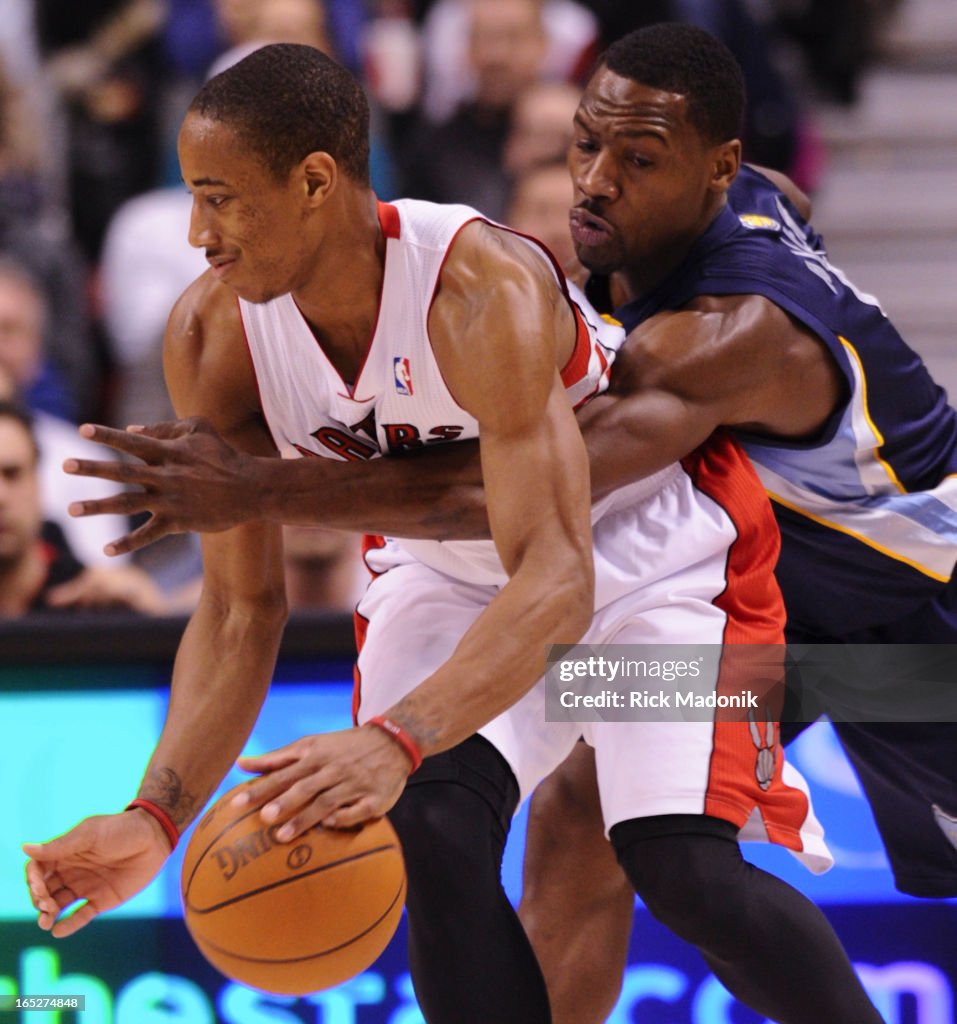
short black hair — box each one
[599,23,744,144]
[189,43,371,184]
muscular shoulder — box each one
[166,271,241,362]
[164,271,262,435]
[613,293,843,438]
[427,220,575,425]
[439,220,561,306]
[430,220,573,365]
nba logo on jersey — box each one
[394,356,414,396]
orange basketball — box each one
[181,782,406,995]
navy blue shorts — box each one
[783,573,957,897]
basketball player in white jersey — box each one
[26,44,880,1024]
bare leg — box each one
[518,742,633,1024]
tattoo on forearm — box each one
[391,706,439,754]
[140,767,200,827]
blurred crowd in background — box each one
[0,0,903,619]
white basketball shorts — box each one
[355,445,832,873]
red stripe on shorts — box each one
[353,535,388,723]
[682,431,810,851]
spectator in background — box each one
[282,526,366,614]
[0,262,131,567]
[398,0,556,220]
[501,82,582,277]
[772,0,901,106]
[204,0,334,77]
[0,360,16,401]
[0,400,165,616]
[505,157,581,280]
[162,0,363,82]
[100,188,204,431]
[502,80,581,179]
[417,0,597,123]
[0,55,97,422]
[34,0,168,262]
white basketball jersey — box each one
[240,198,623,584]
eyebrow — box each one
[618,128,668,143]
[574,114,668,143]
[186,177,231,187]
[577,112,667,136]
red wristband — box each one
[367,716,423,773]
[126,798,179,851]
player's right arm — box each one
[65,287,844,547]
[66,414,487,546]
[23,274,288,938]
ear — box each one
[300,151,337,206]
[709,140,741,196]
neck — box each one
[616,194,726,306]
[0,540,47,617]
[292,188,386,383]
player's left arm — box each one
[382,221,595,752]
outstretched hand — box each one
[23,810,173,938]
[64,418,257,555]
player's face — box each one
[568,67,729,286]
[178,112,317,304]
[0,418,40,566]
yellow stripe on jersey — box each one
[839,336,907,495]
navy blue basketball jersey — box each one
[600,166,957,637]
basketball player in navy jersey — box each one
[29,32,890,1024]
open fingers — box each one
[64,457,151,486]
[76,423,175,460]
[68,490,150,520]
[236,749,302,770]
[67,499,167,557]
[103,516,176,556]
